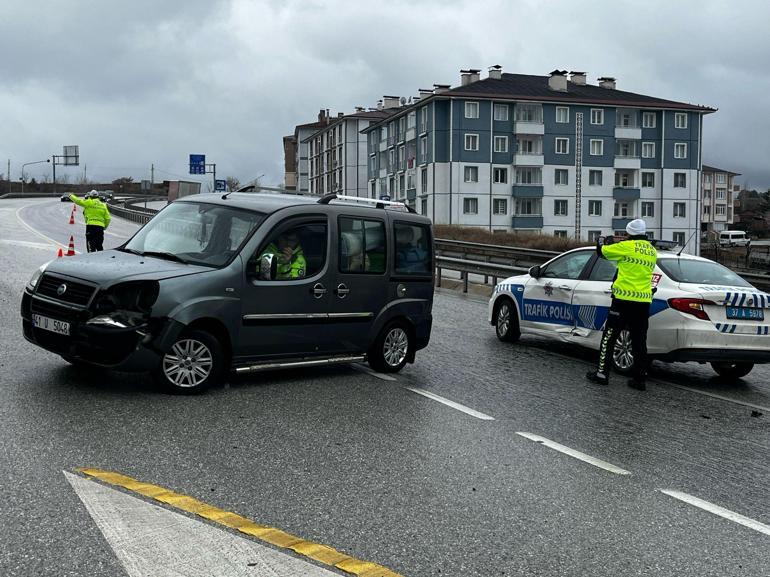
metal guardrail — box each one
[436,256,527,293]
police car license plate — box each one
[726,307,764,321]
[32,314,70,335]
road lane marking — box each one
[404,387,495,420]
[0,239,54,250]
[76,468,404,577]
[659,489,770,537]
[516,432,631,475]
[64,471,342,576]
[14,204,72,250]
[651,381,770,414]
[351,363,398,381]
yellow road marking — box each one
[77,468,403,577]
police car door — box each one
[569,255,616,346]
[521,250,593,336]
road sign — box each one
[141,180,151,192]
[214,179,226,191]
[63,145,79,166]
[380,195,391,201]
[189,154,206,175]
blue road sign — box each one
[189,154,206,175]
[214,179,226,191]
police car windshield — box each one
[123,202,264,267]
[658,258,752,287]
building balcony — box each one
[614,157,641,170]
[512,185,544,198]
[612,218,633,230]
[615,126,642,140]
[612,187,640,201]
[513,153,544,166]
[514,122,545,135]
[512,216,543,229]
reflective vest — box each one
[601,239,657,303]
[69,195,111,229]
[260,243,306,279]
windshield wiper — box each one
[120,247,144,256]
[140,251,189,264]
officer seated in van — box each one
[260,231,306,279]
[396,225,428,273]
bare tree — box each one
[226,176,240,191]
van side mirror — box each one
[259,254,277,281]
[529,265,541,278]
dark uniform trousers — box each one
[86,224,105,252]
[596,298,650,380]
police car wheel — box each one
[154,329,223,394]
[494,298,520,342]
[369,321,412,373]
[611,329,635,375]
[710,361,753,380]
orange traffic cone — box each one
[66,236,76,256]
[69,212,75,225]
[57,247,63,258]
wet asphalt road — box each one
[1,198,769,577]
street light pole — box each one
[21,159,51,196]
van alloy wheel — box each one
[369,321,412,373]
[383,327,409,368]
[162,339,213,388]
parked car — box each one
[60,194,72,202]
[489,246,770,379]
[22,193,434,393]
[719,230,750,247]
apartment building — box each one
[701,164,739,237]
[284,111,333,193]
[362,68,715,253]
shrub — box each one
[433,225,590,252]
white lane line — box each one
[351,363,397,381]
[14,204,69,249]
[516,432,631,475]
[405,387,495,420]
[0,239,54,250]
[659,489,770,537]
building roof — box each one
[300,109,399,143]
[702,164,741,176]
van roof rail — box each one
[317,193,416,213]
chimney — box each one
[376,99,383,110]
[488,64,503,80]
[382,95,401,109]
[460,68,481,85]
[598,76,617,89]
[318,109,327,123]
[569,71,586,85]
[548,70,568,92]
[433,83,451,94]
[354,106,365,112]
[419,88,434,98]
[337,112,344,118]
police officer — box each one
[260,231,306,279]
[68,190,111,252]
[586,218,657,390]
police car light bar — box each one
[316,193,414,212]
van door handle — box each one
[312,283,327,299]
[335,283,349,298]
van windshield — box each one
[122,202,264,267]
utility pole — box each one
[7,160,10,195]
[151,163,154,187]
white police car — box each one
[489,244,770,379]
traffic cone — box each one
[66,236,76,256]
[57,247,63,258]
[69,212,75,225]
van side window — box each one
[395,223,431,275]
[254,221,327,280]
[339,218,386,274]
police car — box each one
[488,243,770,379]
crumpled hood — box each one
[43,249,211,286]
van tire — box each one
[494,297,520,342]
[710,361,753,380]
[153,329,224,394]
[369,321,412,373]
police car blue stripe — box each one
[730,325,737,334]
[715,323,722,332]
[732,292,741,306]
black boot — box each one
[586,370,609,386]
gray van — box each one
[21,193,434,393]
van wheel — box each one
[153,329,223,394]
[711,362,753,379]
[369,321,412,373]
[494,298,520,342]
[612,329,635,375]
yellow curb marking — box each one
[77,468,402,577]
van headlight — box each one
[27,262,51,290]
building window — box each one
[590,109,604,125]
[716,188,726,200]
[590,139,604,156]
[463,197,478,214]
[494,136,508,153]
[716,173,726,184]
[464,166,479,182]
[703,173,712,185]
[421,197,428,215]
[674,173,687,188]
[589,170,603,186]
[642,142,656,158]
[398,117,406,140]
[554,230,568,238]
[554,199,569,216]
[588,200,602,216]
[674,113,688,129]
[419,136,428,162]
[420,106,428,133]
[554,169,568,186]
[516,103,543,123]
[556,106,569,123]
[398,145,405,169]
[465,101,479,119]
[421,168,428,192]
[588,230,602,242]
[555,137,569,154]
[515,167,542,184]
[614,202,630,217]
[493,198,508,215]
[674,143,687,159]
[673,231,686,245]
[673,202,686,218]
[615,171,634,188]
[516,136,542,155]
[715,204,726,215]
[642,172,655,188]
[465,134,479,151]
[515,198,542,215]
[493,167,508,184]
[642,202,655,217]
[642,112,656,128]
[493,104,509,121]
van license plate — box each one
[726,307,764,321]
[32,314,71,335]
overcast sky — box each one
[1,0,768,190]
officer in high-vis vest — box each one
[586,218,657,390]
[260,231,306,280]
[69,190,111,252]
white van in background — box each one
[719,230,750,247]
